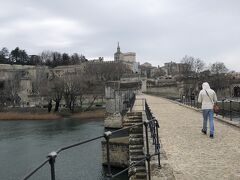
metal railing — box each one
[21,100,161,180]
[129,93,136,112]
[181,96,240,121]
[181,95,199,109]
[145,101,161,170]
[217,99,240,121]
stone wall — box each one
[122,52,136,63]
[0,64,49,105]
[216,87,231,99]
[147,85,180,99]
[105,94,125,114]
[104,113,123,128]
[105,81,139,114]
[102,138,129,168]
[141,78,147,92]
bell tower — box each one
[114,42,122,61]
[117,42,120,53]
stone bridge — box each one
[132,94,240,180]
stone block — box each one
[104,112,123,128]
[102,139,129,168]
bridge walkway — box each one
[135,94,240,180]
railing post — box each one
[47,152,57,180]
[230,100,232,121]
[222,100,225,118]
[155,120,161,169]
[104,131,112,179]
[144,120,151,180]
[130,94,133,112]
[239,101,240,119]
[143,99,145,111]
[151,120,156,146]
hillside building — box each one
[114,43,139,73]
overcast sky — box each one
[1,0,240,71]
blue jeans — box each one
[202,109,214,135]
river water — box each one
[0,118,128,180]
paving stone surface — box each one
[137,94,240,180]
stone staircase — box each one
[123,112,147,180]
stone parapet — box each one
[102,137,129,168]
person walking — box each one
[198,82,217,138]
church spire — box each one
[117,42,120,53]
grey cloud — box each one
[0,0,240,71]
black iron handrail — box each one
[21,100,161,180]
[21,135,105,180]
[181,96,240,121]
[145,100,161,170]
[129,93,136,112]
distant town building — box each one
[141,62,152,68]
[0,64,49,106]
[140,62,157,78]
[114,42,136,63]
[5,44,240,107]
[161,61,189,76]
[114,43,139,73]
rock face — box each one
[104,112,123,128]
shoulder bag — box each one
[205,90,220,114]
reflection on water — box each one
[0,118,128,180]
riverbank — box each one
[71,109,106,119]
[0,109,106,120]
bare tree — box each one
[181,55,205,75]
[63,73,84,112]
[63,72,97,112]
[152,68,166,78]
[49,76,64,112]
[210,62,228,74]
[208,62,229,92]
[85,61,131,81]
[4,71,21,106]
[180,55,194,76]
[40,51,53,66]
[0,47,9,63]
[70,53,80,64]
[193,58,205,74]
[180,55,205,95]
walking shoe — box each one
[210,134,214,138]
[201,129,207,134]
